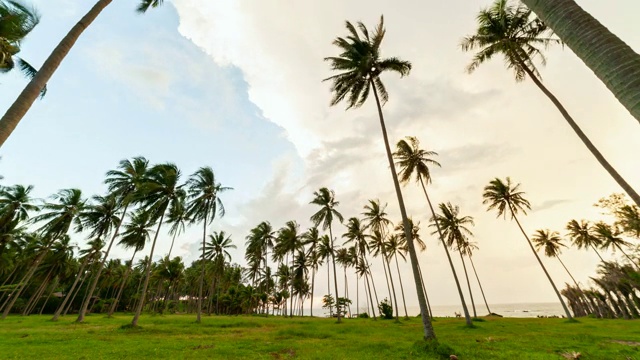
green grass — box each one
[1,314,639,359]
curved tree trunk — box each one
[509,203,573,319]
[107,250,137,317]
[132,212,166,327]
[468,255,491,315]
[77,204,129,323]
[0,0,113,149]
[328,227,341,323]
[520,63,640,208]
[521,0,640,124]
[394,253,409,318]
[416,261,433,318]
[197,205,210,324]
[458,251,477,318]
[419,178,472,326]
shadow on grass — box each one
[412,340,457,360]
[119,324,142,331]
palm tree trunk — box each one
[591,244,605,263]
[197,206,210,324]
[132,212,166,327]
[368,262,380,312]
[364,269,377,320]
[0,0,113,148]
[343,266,351,317]
[77,203,130,323]
[24,272,51,315]
[393,253,409,318]
[383,254,400,321]
[370,79,435,340]
[52,253,92,321]
[326,254,332,316]
[379,252,393,307]
[416,261,433,318]
[328,227,341,323]
[468,255,491,314]
[167,232,178,259]
[614,244,639,269]
[108,250,137,317]
[418,177,472,326]
[520,0,640,124]
[40,277,59,315]
[65,270,89,315]
[508,202,573,319]
[2,243,52,319]
[310,265,315,317]
[458,251,477,318]
[356,269,359,316]
[520,62,640,208]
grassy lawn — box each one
[1,314,639,359]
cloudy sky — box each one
[1,0,639,311]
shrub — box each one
[378,298,393,319]
[358,312,369,318]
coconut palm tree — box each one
[393,136,471,325]
[483,177,572,319]
[0,184,39,229]
[459,239,492,315]
[461,0,640,208]
[566,219,605,262]
[246,221,275,315]
[185,166,230,323]
[0,0,166,148]
[275,220,302,317]
[430,202,477,319]
[616,205,640,238]
[166,194,188,258]
[342,217,370,316]
[0,0,45,95]
[2,188,85,319]
[302,226,322,317]
[385,233,408,318]
[131,163,183,327]
[310,187,343,323]
[316,233,334,316]
[519,0,640,123]
[76,157,148,323]
[592,222,637,268]
[325,16,434,339]
[532,229,584,292]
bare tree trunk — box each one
[53,253,92,320]
[108,251,137,317]
[394,253,409,318]
[468,256,491,315]
[40,277,59,315]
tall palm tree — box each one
[459,239,492,315]
[310,187,343,323]
[131,163,183,327]
[276,220,302,317]
[76,157,148,323]
[246,221,275,315]
[302,226,322,317]
[325,16,434,339]
[0,0,45,95]
[430,202,476,319]
[185,166,230,323]
[342,217,370,316]
[203,231,235,263]
[532,229,584,292]
[483,177,572,319]
[616,205,640,239]
[316,233,334,316]
[166,193,188,258]
[461,0,640,208]
[393,136,471,325]
[592,222,637,267]
[566,219,605,262]
[385,233,408,318]
[2,188,85,319]
[0,0,166,148]
[520,0,640,123]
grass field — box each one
[1,314,640,359]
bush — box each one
[358,312,369,319]
[378,298,393,319]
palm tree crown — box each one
[532,229,566,257]
[430,202,474,249]
[566,219,602,250]
[323,15,411,109]
[310,188,344,230]
[482,177,531,218]
[393,136,441,185]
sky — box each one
[1,0,640,311]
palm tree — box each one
[459,239,492,315]
[0,184,39,229]
[342,217,370,316]
[246,221,275,315]
[185,166,230,323]
[316,233,334,316]
[532,229,584,292]
[310,187,343,323]
[325,16,434,339]
[592,222,637,267]
[385,233,408,318]
[482,177,572,319]
[107,209,154,317]
[302,226,322,317]
[166,194,188,258]
[3,188,85,319]
[76,157,148,323]
[203,230,236,311]
[461,0,640,208]
[131,163,183,327]
[430,202,476,319]
[566,219,605,262]
[275,220,302,317]
[0,0,45,95]
[0,0,166,148]
[519,0,640,123]
[393,136,471,325]
[616,205,640,239]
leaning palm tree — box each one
[430,202,476,319]
[246,221,275,316]
[0,184,39,229]
[185,166,230,323]
[324,16,434,339]
[0,0,45,95]
[519,0,640,123]
[566,219,605,262]
[393,136,471,325]
[302,226,322,317]
[131,163,183,327]
[483,177,572,319]
[532,229,584,293]
[166,193,189,258]
[459,239,492,315]
[310,187,343,323]
[592,222,637,268]
[0,0,165,148]
[76,157,148,323]
[461,0,640,207]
